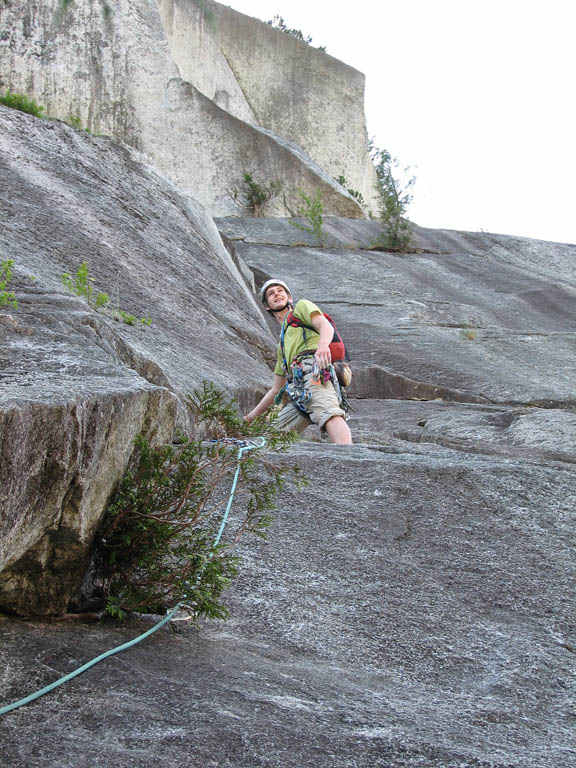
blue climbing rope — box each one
[0,436,266,717]
[0,608,180,716]
[211,437,266,551]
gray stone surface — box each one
[0,107,275,405]
[206,1,379,213]
[0,442,574,767]
[0,387,176,616]
[347,399,576,463]
[217,215,385,248]
[1,81,575,767]
[0,106,275,614]
[222,217,576,407]
[0,0,372,216]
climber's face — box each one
[264,284,291,310]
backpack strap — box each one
[285,311,349,362]
[279,315,292,375]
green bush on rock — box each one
[290,188,326,245]
[62,261,109,308]
[228,172,281,217]
[95,382,304,621]
[0,259,18,308]
[62,261,152,326]
[371,145,416,253]
[0,90,44,118]
[334,174,367,210]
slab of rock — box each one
[221,218,576,407]
[347,399,576,464]
[0,107,276,614]
[0,387,176,616]
[0,0,372,216]
[0,107,275,407]
[0,98,574,768]
[217,215,386,248]
[0,441,573,767]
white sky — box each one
[225,0,575,244]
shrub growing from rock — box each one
[290,188,326,244]
[229,172,281,217]
[372,146,415,253]
[0,259,18,308]
[0,90,44,118]
[95,382,303,620]
[335,174,367,210]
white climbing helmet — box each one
[260,279,292,304]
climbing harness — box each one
[311,360,352,415]
[0,436,266,717]
[280,311,352,393]
[279,309,351,417]
[284,357,313,414]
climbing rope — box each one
[0,436,266,717]
[208,436,266,551]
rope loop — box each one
[0,435,267,716]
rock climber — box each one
[244,279,352,444]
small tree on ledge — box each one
[372,145,416,253]
[228,173,281,217]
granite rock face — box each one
[0,0,374,216]
[0,389,176,615]
[218,217,576,407]
[0,100,575,767]
[348,399,576,464]
[0,441,573,767]
[0,106,274,614]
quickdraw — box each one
[283,358,351,415]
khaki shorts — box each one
[274,357,345,433]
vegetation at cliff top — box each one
[0,90,44,118]
[267,15,326,51]
[96,381,304,621]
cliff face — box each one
[221,218,576,408]
[2,101,575,621]
[0,104,575,768]
[1,424,574,767]
[0,11,574,764]
[0,0,376,216]
[0,106,275,614]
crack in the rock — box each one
[389,430,576,466]
[350,365,495,406]
[81,316,172,391]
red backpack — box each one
[284,311,349,362]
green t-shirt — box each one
[274,299,323,376]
